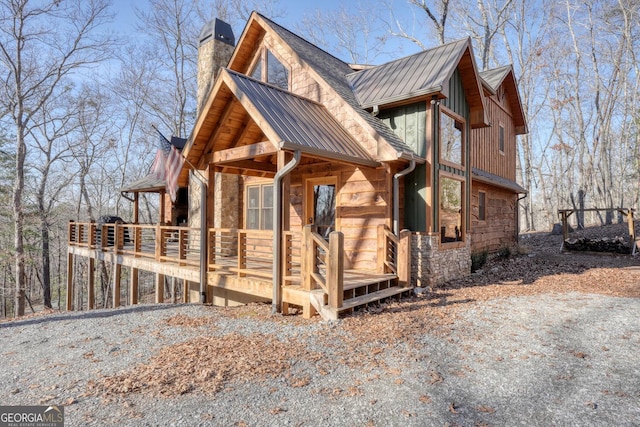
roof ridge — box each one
[254,12,351,68]
[346,37,470,77]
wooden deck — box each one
[67,222,412,320]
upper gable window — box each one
[249,47,289,91]
[267,50,288,90]
[440,107,464,167]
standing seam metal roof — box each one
[347,39,470,109]
[224,69,377,166]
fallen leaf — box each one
[449,402,458,414]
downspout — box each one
[190,170,208,303]
[393,158,416,235]
[272,150,301,314]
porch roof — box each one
[120,174,165,193]
[472,168,527,194]
[188,68,379,168]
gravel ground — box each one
[1,289,639,426]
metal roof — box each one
[258,13,416,160]
[347,39,470,108]
[472,168,527,193]
[223,69,378,167]
[120,174,166,193]
[479,65,511,91]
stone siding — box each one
[411,233,471,288]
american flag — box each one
[152,128,184,202]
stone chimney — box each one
[197,18,235,114]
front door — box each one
[305,177,337,239]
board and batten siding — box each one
[378,103,428,232]
[470,91,517,181]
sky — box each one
[110,0,422,65]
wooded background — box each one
[0,0,638,317]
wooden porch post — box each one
[301,225,313,291]
[398,229,412,287]
[159,191,166,224]
[66,252,74,311]
[133,192,139,224]
[327,231,344,310]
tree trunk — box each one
[13,127,26,317]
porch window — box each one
[440,108,464,167]
[440,176,464,243]
[246,183,273,230]
[478,191,486,221]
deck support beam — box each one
[88,258,95,309]
[155,273,165,303]
[112,263,121,308]
[66,252,74,311]
[129,267,139,305]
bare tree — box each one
[298,4,389,64]
[0,0,114,316]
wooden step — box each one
[309,285,411,321]
[340,286,410,311]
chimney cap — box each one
[199,18,235,47]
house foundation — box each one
[411,233,471,287]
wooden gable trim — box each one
[209,141,278,164]
[440,40,488,129]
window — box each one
[267,50,289,90]
[249,48,289,90]
[499,124,505,153]
[246,183,273,230]
[440,177,464,243]
[478,191,486,221]
[440,109,464,166]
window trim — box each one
[245,181,274,230]
[478,191,486,222]
[439,106,466,170]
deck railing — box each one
[68,221,201,266]
[377,225,411,287]
[301,225,344,310]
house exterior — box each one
[66,13,527,320]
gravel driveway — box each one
[1,289,638,427]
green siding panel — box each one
[404,164,427,232]
[379,103,427,157]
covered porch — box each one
[66,222,411,320]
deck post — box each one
[327,231,344,310]
[155,273,165,303]
[238,231,246,277]
[129,267,138,305]
[88,257,95,309]
[66,252,74,311]
[112,263,121,308]
[398,229,412,287]
[377,224,386,274]
[182,279,189,303]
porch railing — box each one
[377,224,411,287]
[68,221,200,267]
[301,225,344,310]
[207,228,301,282]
